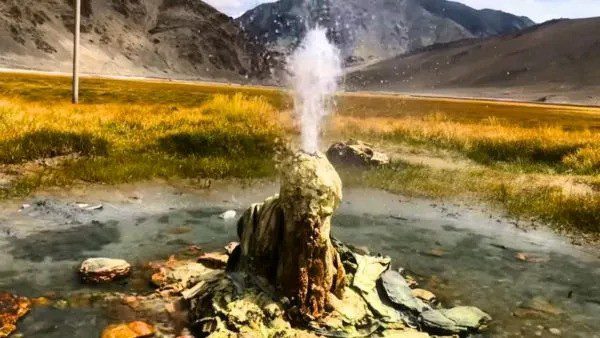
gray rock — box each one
[381,270,430,313]
[326,140,390,168]
[439,306,492,331]
[421,309,460,333]
[420,306,491,334]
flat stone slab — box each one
[381,270,430,313]
[421,306,491,334]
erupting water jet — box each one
[288,27,343,154]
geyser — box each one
[288,27,343,154]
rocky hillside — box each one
[346,18,600,105]
[237,0,533,65]
[0,0,275,81]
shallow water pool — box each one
[0,182,597,337]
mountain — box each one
[237,0,534,65]
[0,0,276,81]
[346,18,600,105]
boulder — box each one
[79,258,131,283]
[0,293,31,338]
[326,140,390,168]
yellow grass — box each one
[0,90,287,197]
[0,72,598,237]
[331,114,600,173]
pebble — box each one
[549,328,561,335]
[219,210,237,220]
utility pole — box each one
[72,0,81,104]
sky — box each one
[204,0,600,23]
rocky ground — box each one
[1,239,490,337]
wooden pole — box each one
[72,0,81,104]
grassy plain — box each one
[0,72,598,238]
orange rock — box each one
[515,252,549,263]
[31,297,51,307]
[128,321,156,336]
[197,252,229,269]
[122,296,140,310]
[101,321,155,338]
[0,293,31,338]
[151,272,166,287]
[411,288,437,303]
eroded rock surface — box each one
[230,152,346,319]
[79,258,132,283]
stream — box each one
[0,182,598,337]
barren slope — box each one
[347,18,600,105]
[0,0,275,81]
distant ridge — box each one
[237,0,534,65]
[346,18,600,105]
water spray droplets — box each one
[288,27,342,154]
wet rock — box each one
[100,321,155,338]
[79,258,131,283]
[439,306,491,332]
[189,276,315,337]
[352,253,401,322]
[326,140,390,168]
[0,293,31,338]
[420,306,491,334]
[420,309,459,334]
[197,252,229,269]
[218,210,237,220]
[167,226,192,235]
[30,297,51,307]
[382,329,431,337]
[422,248,446,258]
[149,256,222,292]
[515,297,564,317]
[411,289,436,303]
[515,252,549,263]
[381,270,429,313]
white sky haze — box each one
[204,0,600,22]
